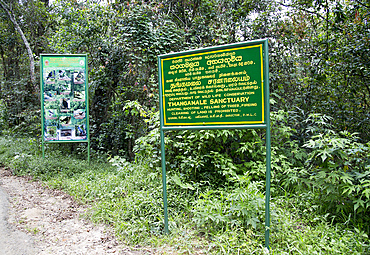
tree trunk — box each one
[0,0,35,86]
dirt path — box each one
[0,185,35,255]
[0,167,151,255]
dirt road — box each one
[0,185,35,254]
[0,167,148,255]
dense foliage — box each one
[0,0,369,253]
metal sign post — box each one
[40,54,90,163]
[158,39,271,248]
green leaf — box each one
[172,174,195,190]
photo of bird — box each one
[58,70,71,81]
[74,110,85,119]
[76,125,86,136]
[74,91,83,100]
[61,98,69,109]
[74,71,85,84]
[61,129,72,137]
[45,71,55,84]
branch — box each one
[276,1,346,33]
[0,0,35,85]
[353,0,370,9]
[277,1,326,20]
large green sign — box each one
[158,40,272,250]
[159,43,265,127]
[40,54,89,143]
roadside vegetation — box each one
[1,0,369,254]
[1,110,369,254]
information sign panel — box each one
[158,40,271,249]
[40,55,88,142]
[159,42,265,127]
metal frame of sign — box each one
[40,54,90,163]
[158,39,271,249]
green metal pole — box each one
[158,55,169,234]
[88,140,90,164]
[160,128,169,234]
[40,55,45,159]
[42,142,45,159]
[264,39,271,250]
[85,54,90,164]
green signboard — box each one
[158,40,272,250]
[159,43,265,127]
[40,54,90,161]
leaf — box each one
[340,173,353,185]
[172,174,195,190]
[363,188,370,200]
[353,199,365,212]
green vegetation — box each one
[0,0,369,254]
[0,110,369,253]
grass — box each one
[0,136,369,254]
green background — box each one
[160,44,264,126]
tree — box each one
[248,0,370,142]
[0,0,51,134]
[0,0,35,84]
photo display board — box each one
[40,55,88,142]
[159,42,265,127]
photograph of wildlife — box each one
[60,98,70,112]
[59,115,72,126]
[45,126,57,140]
[73,70,85,85]
[45,109,58,119]
[73,109,85,119]
[73,91,85,101]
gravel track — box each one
[0,167,152,255]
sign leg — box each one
[264,38,271,250]
[42,140,45,159]
[265,124,271,249]
[160,129,169,234]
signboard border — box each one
[160,44,264,126]
[40,54,90,162]
[158,39,268,130]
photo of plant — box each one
[70,100,85,111]
[44,100,59,112]
[45,126,57,141]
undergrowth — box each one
[0,136,369,254]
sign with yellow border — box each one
[158,40,272,250]
[159,42,265,126]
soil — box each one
[0,167,152,255]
